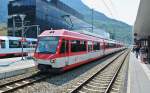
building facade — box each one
[0,0,109,39]
[0,0,91,38]
[0,0,8,36]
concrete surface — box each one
[0,57,37,79]
[127,52,150,93]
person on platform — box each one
[140,46,145,62]
[132,45,136,53]
[135,46,140,58]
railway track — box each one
[67,50,129,93]
[0,50,128,93]
[0,72,48,93]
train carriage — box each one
[104,39,120,55]
[34,29,124,72]
[0,36,37,57]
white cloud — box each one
[82,0,140,25]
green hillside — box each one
[61,0,133,44]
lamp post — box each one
[19,14,26,60]
[23,25,40,38]
[91,8,94,32]
[91,1,94,33]
[11,15,17,37]
[8,14,18,36]
[12,16,16,36]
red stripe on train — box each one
[0,52,27,57]
[62,56,102,71]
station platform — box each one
[0,57,37,79]
[127,52,150,93]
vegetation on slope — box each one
[61,0,133,44]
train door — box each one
[87,41,93,59]
[102,40,105,55]
[103,40,106,55]
[60,39,69,66]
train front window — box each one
[36,36,59,54]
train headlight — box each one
[50,59,56,63]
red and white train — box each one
[34,29,125,72]
[0,36,37,57]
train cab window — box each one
[36,36,59,54]
[88,41,92,52]
[60,39,69,53]
[93,42,100,50]
[0,40,6,48]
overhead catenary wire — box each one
[109,0,120,19]
[101,0,115,18]
[101,0,120,19]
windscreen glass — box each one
[36,36,59,54]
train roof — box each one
[39,29,104,42]
[74,30,107,39]
[39,29,121,43]
[0,36,37,41]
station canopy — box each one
[134,0,150,39]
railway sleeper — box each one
[86,84,108,90]
[97,75,113,77]
[86,85,107,90]
[95,78,112,81]
[88,83,108,87]
[89,81,108,86]
[81,86,105,93]
[15,83,22,86]
[92,79,111,83]
[111,87,120,92]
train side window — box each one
[80,41,86,51]
[108,43,111,48]
[108,43,112,48]
[109,43,115,48]
[0,40,6,48]
[23,42,30,48]
[71,40,86,52]
[32,41,37,48]
[106,43,109,48]
[88,41,92,52]
[93,42,100,50]
[104,43,107,48]
[71,40,78,52]
[60,39,69,53]
[9,40,21,48]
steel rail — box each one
[69,49,129,93]
[104,50,129,93]
[0,72,49,93]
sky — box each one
[82,0,140,25]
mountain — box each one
[60,0,133,44]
